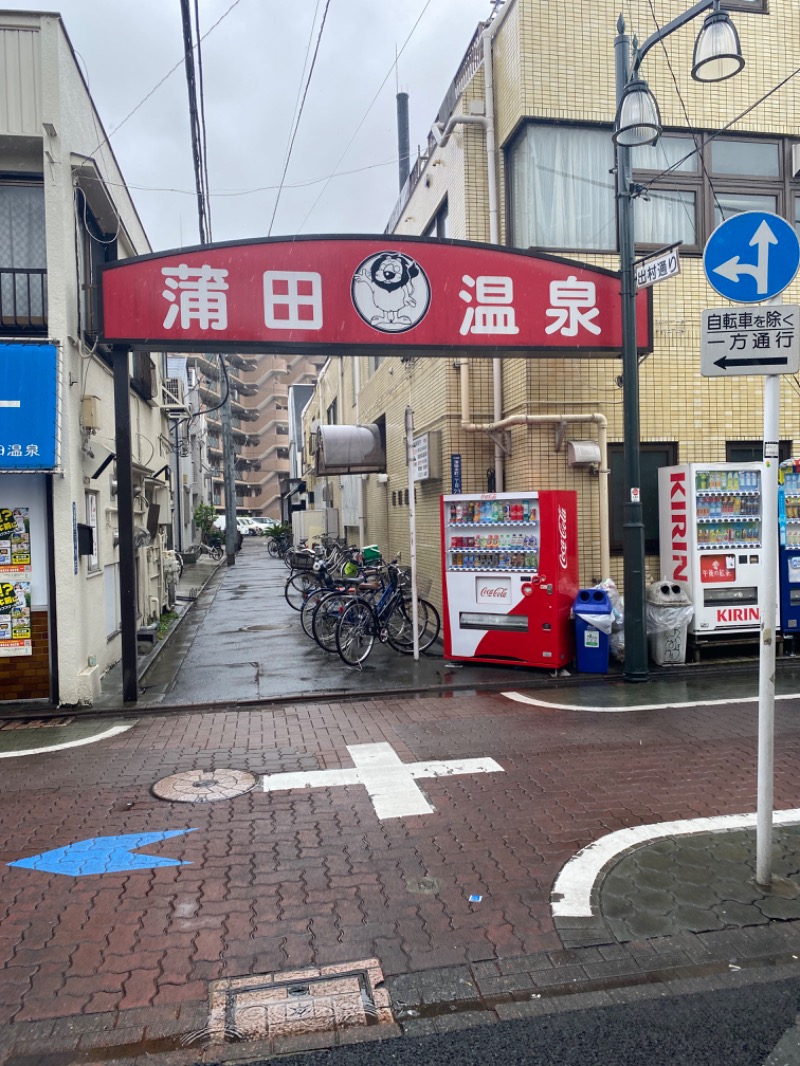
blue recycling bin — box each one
[573,588,612,674]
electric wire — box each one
[268,0,327,235]
[642,0,714,229]
[86,0,244,162]
[194,0,213,241]
[297,0,433,233]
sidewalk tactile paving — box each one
[206,958,393,1047]
[151,768,257,802]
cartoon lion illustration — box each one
[353,251,423,331]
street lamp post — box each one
[612,0,745,682]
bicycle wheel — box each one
[312,592,352,652]
[386,597,441,653]
[267,538,280,558]
[300,586,330,640]
[284,571,320,610]
[336,599,376,666]
[208,544,223,561]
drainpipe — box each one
[432,23,505,491]
[353,356,365,549]
[460,410,610,578]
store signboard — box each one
[0,344,58,470]
[100,236,652,357]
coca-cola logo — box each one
[558,506,568,569]
[479,586,508,600]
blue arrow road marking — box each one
[8,829,197,876]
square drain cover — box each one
[208,958,393,1046]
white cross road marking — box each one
[0,400,21,408]
[261,741,504,820]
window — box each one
[722,0,766,10]
[368,354,384,375]
[726,440,792,463]
[76,188,117,341]
[0,181,47,331]
[85,491,100,572]
[609,442,678,554]
[326,399,337,425]
[632,133,790,251]
[509,126,797,255]
[508,124,616,251]
[424,198,449,238]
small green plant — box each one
[157,610,178,640]
[193,502,217,539]
[266,522,291,540]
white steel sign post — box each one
[702,212,800,888]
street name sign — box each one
[700,304,800,377]
[635,245,680,289]
[703,211,800,303]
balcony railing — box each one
[0,268,48,334]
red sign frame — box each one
[100,235,652,357]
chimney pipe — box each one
[396,91,410,191]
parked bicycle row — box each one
[281,539,440,668]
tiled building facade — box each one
[302,0,800,606]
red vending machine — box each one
[441,490,578,668]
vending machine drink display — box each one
[441,491,578,667]
[778,460,800,637]
[658,462,765,636]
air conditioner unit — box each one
[162,377,188,412]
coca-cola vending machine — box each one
[441,490,578,668]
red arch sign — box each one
[100,235,651,356]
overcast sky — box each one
[5,0,493,252]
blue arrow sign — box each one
[7,829,197,876]
[704,211,800,303]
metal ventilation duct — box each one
[315,424,386,475]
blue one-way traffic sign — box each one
[703,211,800,303]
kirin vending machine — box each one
[658,462,765,636]
[778,460,800,640]
[440,491,578,668]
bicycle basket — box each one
[289,550,316,571]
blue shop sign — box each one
[451,453,462,494]
[0,344,58,470]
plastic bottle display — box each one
[447,498,540,570]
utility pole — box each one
[220,364,237,566]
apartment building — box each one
[0,11,173,706]
[300,0,800,612]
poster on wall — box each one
[0,508,33,655]
[0,507,32,576]
[0,579,31,656]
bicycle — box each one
[267,531,293,559]
[335,563,440,667]
[283,545,364,611]
[178,541,223,568]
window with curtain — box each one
[508,125,616,251]
[0,182,46,328]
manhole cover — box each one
[152,769,257,802]
[206,959,393,1046]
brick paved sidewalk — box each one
[1,688,800,1063]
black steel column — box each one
[112,345,139,702]
[615,18,649,682]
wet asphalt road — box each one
[211,973,800,1066]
